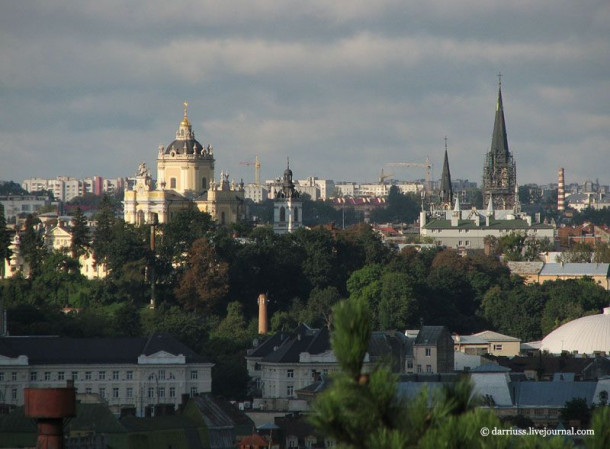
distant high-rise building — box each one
[482,76,517,210]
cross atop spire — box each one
[497,72,503,88]
[183,100,189,118]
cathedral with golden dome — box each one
[123,103,246,225]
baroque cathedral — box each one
[124,103,245,226]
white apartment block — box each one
[0,196,50,223]
[244,184,269,203]
[334,181,422,198]
[0,333,213,417]
[22,176,125,202]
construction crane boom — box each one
[239,155,261,185]
[387,156,432,194]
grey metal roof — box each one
[539,263,609,277]
[415,326,447,345]
[0,332,209,365]
[506,261,544,276]
[513,381,597,407]
[471,363,511,373]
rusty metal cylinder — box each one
[24,387,76,449]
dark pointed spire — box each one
[491,76,510,163]
[440,137,453,205]
[482,75,517,210]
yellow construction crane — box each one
[379,168,394,183]
[239,155,261,185]
[387,156,432,195]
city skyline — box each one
[1,1,609,186]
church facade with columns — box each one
[124,103,245,226]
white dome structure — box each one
[541,308,610,355]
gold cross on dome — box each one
[183,101,189,117]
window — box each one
[426,365,432,373]
[72,371,78,381]
[294,207,299,222]
[57,372,64,381]
[30,372,37,381]
[417,365,422,373]
[169,372,175,380]
[425,348,431,357]
[44,372,51,381]
[126,388,133,399]
[280,206,286,222]
[493,344,503,351]
[0,373,4,382]
[99,388,106,398]
[12,389,17,400]
[85,387,92,394]
[158,370,165,380]
[202,177,207,190]
[112,371,119,380]
[407,360,413,369]
[113,388,119,398]
[126,371,133,380]
[170,178,176,189]
[190,387,198,397]
[287,369,294,378]
[158,387,165,398]
[148,388,155,398]
[287,385,294,397]
[190,370,198,380]
[85,371,92,380]
[99,371,105,380]
[169,387,176,398]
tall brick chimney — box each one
[558,168,565,212]
[258,293,268,335]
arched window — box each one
[293,207,299,222]
[170,178,177,189]
[221,211,226,225]
[279,206,286,222]
[136,210,144,226]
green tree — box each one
[593,243,610,263]
[560,398,592,428]
[497,232,527,261]
[157,208,216,270]
[29,250,86,307]
[70,207,89,260]
[174,237,229,313]
[19,214,45,277]
[559,242,593,263]
[378,272,418,330]
[370,186,419,224]
[91,195,116,266]
[305,286,343,329]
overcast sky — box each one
[1,1,609,188]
